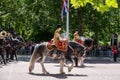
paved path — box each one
[0,56,120,80]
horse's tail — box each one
[29,44,40,73]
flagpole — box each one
[66,0,69,39]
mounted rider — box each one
[53,24,68,51]
[72,29,84,45]
[47,24,68,58]
[53,24,62,47]
[72,29,86,67]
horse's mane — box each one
[69,41,85,49]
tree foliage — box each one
[0,0,119,45]
[71,0,118,12]
[70,0,119,45]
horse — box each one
[0,39,6,64]
[4,34,25,62]
[28,39,92,74]
[73,38,93,67]
[10,36,25,61]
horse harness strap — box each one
[68,45,74,53]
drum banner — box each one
[77,39,84,44]
[57,40,68,52]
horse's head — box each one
[68,42,85,56]
[84,38,93,51]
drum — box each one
[57,40,68,52]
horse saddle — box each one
[57,40,68,52]
[46,39,68,52]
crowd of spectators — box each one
[19,41,36,55]
[19,41,120,59]
[87,44,120,58]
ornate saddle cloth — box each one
[57,40,68,52]
[46,39,68,52]
[46,39,54,51]
[77,39,84,44]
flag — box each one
[61,0,69,21]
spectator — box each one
[30,42,36,54]
[112,45,118,62]
[118,43,120,57]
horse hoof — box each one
[29,70,32,73]
[60,72,65,74]
[46,72,49,74]
[68,67,73,72]
[43,72,49,74]
[29,68,33,73]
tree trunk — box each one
[94,33,99,47]
[77,8,83,36]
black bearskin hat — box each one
[56,24,62,29]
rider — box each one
[73,29,84,44]
[72,29,79,42]
[51,24,67,58]
[72,29,85,67]
[53,24,65,48]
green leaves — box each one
[71,0,118,12]
[0,0,119,44]
[71,0,93,8]
[106,0,118,8]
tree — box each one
[70,0,119,46]
[0,0,119,44]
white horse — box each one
[28,40,90,74]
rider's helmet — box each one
[56,24,62,29]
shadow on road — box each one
[28,72,88,79]
[54,64,95,69]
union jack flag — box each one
[61,0,69,21]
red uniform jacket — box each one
[112,46,118,54]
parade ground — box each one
[0,55,120,80]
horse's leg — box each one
[40,55,49,74]
[0,52,6,65]
[65,57,74,72]
[69,58,75,72]
[14,51,18,62]
[80,56,86,66]
[29,52,39,73]
[80,51,86,67]
[65,45,74,72]
[6,50,10,62]
[59,59,65,74]
[13,49,18,62]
